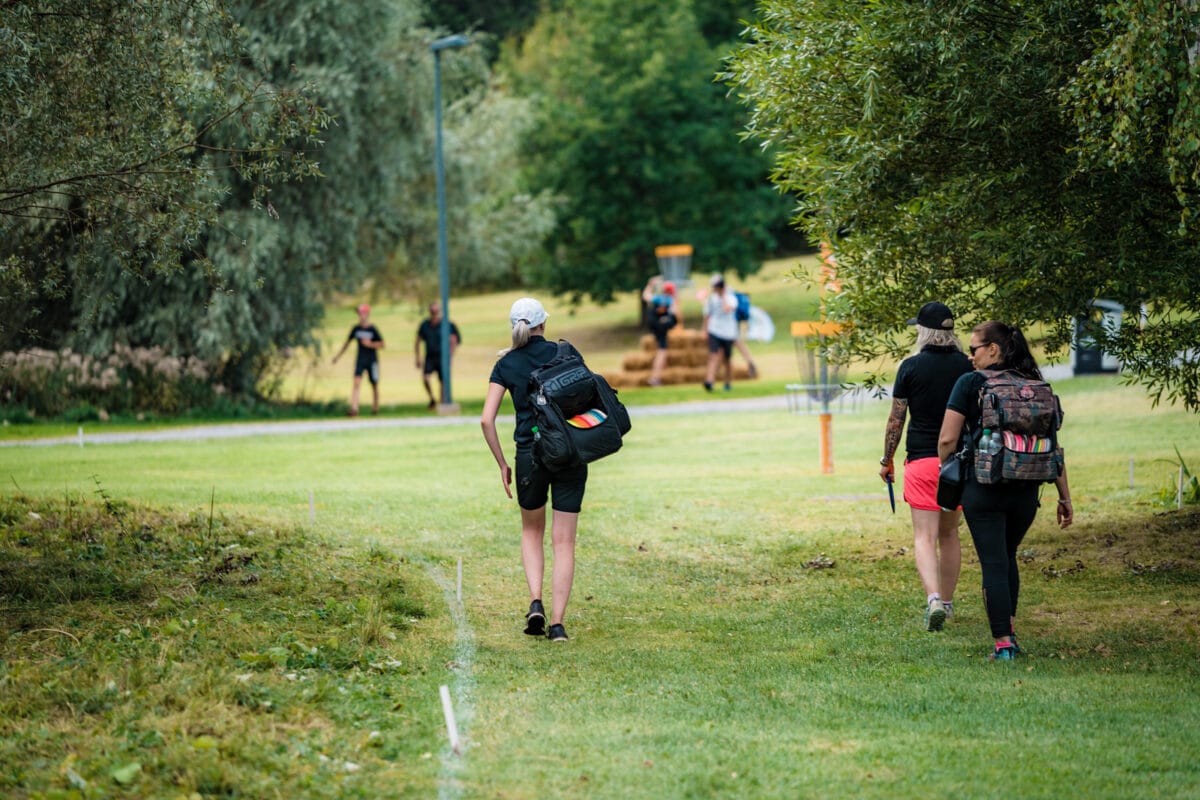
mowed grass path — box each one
[3,377,1199,797]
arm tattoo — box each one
[883,399,907,461]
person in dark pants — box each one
[414,302,460,409]
[880,301,972,631]
[480,297,585,642]
[331,304,384,416]
[643,279,679,386]
[938,320,1074,661]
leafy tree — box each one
[503,0,791,303]
[726,0,1200,410]
[0,0,327,357]
[3,1,560,397]
[367,43,561,303]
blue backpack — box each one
[734,292,751,322]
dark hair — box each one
[974,320,1042,380]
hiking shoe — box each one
[924,598,946,632]
[547,623,569,642]
[523,599,545,636]
[988,642,1017,661]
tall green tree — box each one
[0,0,327,356]
[3,1,559,395]
[504,0,791,303]
[727,0,1200,410]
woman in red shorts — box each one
[879,302,972,631]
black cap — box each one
[907,301,954,330]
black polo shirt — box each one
[489,335,561,448]
[893,345,972,460]
[417,318,461,358]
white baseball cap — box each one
[509,297,548,329]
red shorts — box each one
[903,456,953,512]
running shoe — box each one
[942,600,954,620]
[524,599,545,636]
[924,598,946,632]
[547,623,569,642]
[988,642,1017,661]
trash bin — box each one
[1074,299,1122,374]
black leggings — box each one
[961,480,1041,638]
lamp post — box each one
[431,34,470,411]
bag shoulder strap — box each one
[554,338,583,362]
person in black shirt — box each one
[880,302,972,631]
[481,297,586,643]
[938,320,1074,661]
[414,302,460,409]
[331,304,384,416]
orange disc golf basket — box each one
[788,321,849,474]
[655,244,694,287]
[787,243,852,474]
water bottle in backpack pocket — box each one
[973,429,1004,484]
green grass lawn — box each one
[2,374,1198,797]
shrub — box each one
[0,346,222,419]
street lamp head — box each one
[431,34,471,52]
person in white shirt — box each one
[702,274,738,391]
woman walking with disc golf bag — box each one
[480,297,629,643]
[937,321,1074,661]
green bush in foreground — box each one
[0,494,446,798]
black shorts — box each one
[515,448,587,513]
[354,360,379,384]
[423,357,443,378]
[707,333,733,358]
[649,313,677,349]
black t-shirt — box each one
[417,319,461,358]
[892,345,972,460]
[946,369,992,448]
[347,324,383,364]
[488,335,561,448]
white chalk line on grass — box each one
[420,557,477,800]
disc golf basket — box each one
[788,321,858,473]
[655,244,693,287]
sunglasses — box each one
[969,342,991,356]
